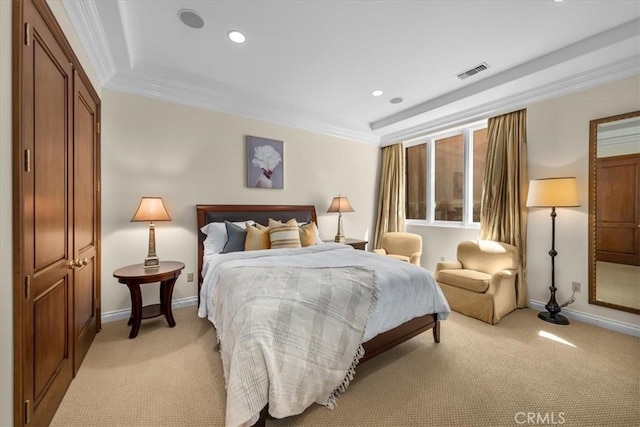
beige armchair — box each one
[373,232,422,266]
[434,240,519,325]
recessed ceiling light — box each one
[390,97,404,104]
[371,90,383,97]
[228,30,246,44]
[178,9,204,29]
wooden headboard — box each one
[196,204,318,289]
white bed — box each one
[196,204,450,427]
[199,243,450,342]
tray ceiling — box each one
[62,0,640,144]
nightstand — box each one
[324,238,368,250]
[113,261,185,338]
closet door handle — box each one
[66,259,78,269]
[81,258,89,266]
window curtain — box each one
[480,109,528,308]
[374,143,405,249]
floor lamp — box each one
[526,177,579,325]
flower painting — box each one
[246,136,284,189]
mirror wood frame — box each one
[588,110,640,314]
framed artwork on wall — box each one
[246,135,284,189]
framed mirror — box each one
[588,110,640,314]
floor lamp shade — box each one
[131,197,171,269]
[526,177,579,208]
[527,177,579,325]
[327,195,354,243]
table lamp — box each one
[526,177,579,325]
[131,197,171,269]
[327,195,354,243]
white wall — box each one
[1,1,14,425]
[527,75,639,327]
[100,89,380,314]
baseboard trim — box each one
[101,296,199,324]
[528,300,640,337]
[101,296,639,336]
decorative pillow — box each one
[200,220,254,254]
[269,218,302,249]
[298,222,324,246]
[245,222,270,251]
[299,222,318,247]
[221,221,247,254]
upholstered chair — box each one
[373,232,422,266]
[434,240,519,325]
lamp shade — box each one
[526,177,579,208]
[327,196,355,213]
[131,197,171,222]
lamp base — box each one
[334,234,346,243]
[143,256,160,269]
[538,311,569,325]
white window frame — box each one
[405,119,487,229]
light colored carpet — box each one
[51,306,640,427]
[597,261,640,310]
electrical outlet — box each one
[571,281,581,292]
[187,272,194,282]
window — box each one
[405,121,487,226]
[406,144,426,219]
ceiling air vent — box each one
[457,62,490,80]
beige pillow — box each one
[269,218,302,249]
[244,222,270,251]
[299,222,318,247]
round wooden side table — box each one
[113,261,185,338]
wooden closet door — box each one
[73,71,100,373]
[20,0,74,424]
[596,154,640,266]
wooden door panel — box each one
[596,155,640,266]
[33,279,68,401]
[73,74,98,373]
[596,161,637,223]
[21,1,74,425]
[75,261,95,336]
[33,38,68,270]
[16,1,101,425]
[596,227,636,264]
[75,91,94,249]
[597,227,635,253]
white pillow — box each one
[299,221,323,244]
[201,220,254,254]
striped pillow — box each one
[269,218,302,249]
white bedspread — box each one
[213,265,377,426]
[199,243,450,342]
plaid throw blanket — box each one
[212,265,377,427]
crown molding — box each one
[380,56,640,145]
[106,70,381,145]
[61,0,116,85]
